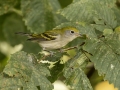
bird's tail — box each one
[15,32,31,36]
[15,32,39,42]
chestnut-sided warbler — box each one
[16,27,83,50]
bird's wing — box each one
[27,31,58,41]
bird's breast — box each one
[39,39,68,50]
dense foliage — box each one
[0,0,120,90]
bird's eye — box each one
[70,30,74,34]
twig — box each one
[62,42,85,51]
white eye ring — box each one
[70,30,74,34]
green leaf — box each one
[83,33,120,89]
[0,0,18,15]
[92,24,111,32]
[112,7,120,26]
[73,0,116,8]
[65,68,92,90]
[0,74,25,90]
[59,0,97,23]
[98,0,116,8]
[103,29,113,35]
[83,39,99,55]
[64,51,93,90]
[115,26,120,33]
[59,0,117,29]
[48,61,64,83]
[31,70,52,90]
[64,51,88,77]
[21,0,66,33]
[0,51,53,90]
[95,6,117,28]
[77,25,97,39]
[104,33,120,54]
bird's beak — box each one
[77,33,87,39]
[77,33,83,37]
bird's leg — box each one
[60,48,65,52]
[57,48,65,53]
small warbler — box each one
[16,27,83,50]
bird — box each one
[16,27,83,50]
